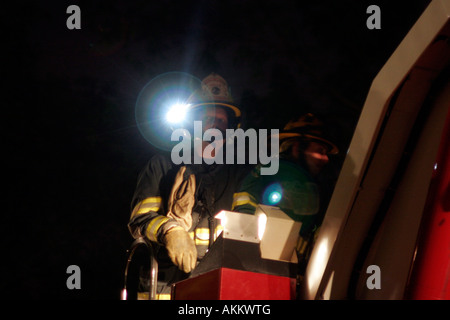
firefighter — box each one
[232,113,339,292]
[128,73,251,299]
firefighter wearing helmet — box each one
[278,113,338,177]
[232,113,339,292]
[128,73,251,299]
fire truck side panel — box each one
[300,0,450,300]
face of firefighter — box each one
[199,106,229,132]
[292,141,329,176]
[194,106,229,159]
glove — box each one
[167,166,196,231]
[163,227,197,273]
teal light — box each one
[268,191,282,205]
[263,183,283,206]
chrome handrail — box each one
[121,237,158,300]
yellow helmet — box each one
[187,73,241,128]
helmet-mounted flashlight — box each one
[165,102,191,125]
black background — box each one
[3,0,430,299]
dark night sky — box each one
[3,0,430,299]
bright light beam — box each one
[166,103,190,124]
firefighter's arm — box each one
[128,156,173,243]
[128,157,197,272]
[129,196,178,243]
[129,200,197,273]
[232,165,263,214]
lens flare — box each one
[268,191,282,204]
[166,102,190,124]
[262,183,283,205]
[135,72,201,152]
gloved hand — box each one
[167,166,196,231]
[163,227,197,273]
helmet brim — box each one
[274,132,339,155]
[189,102,241,118]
